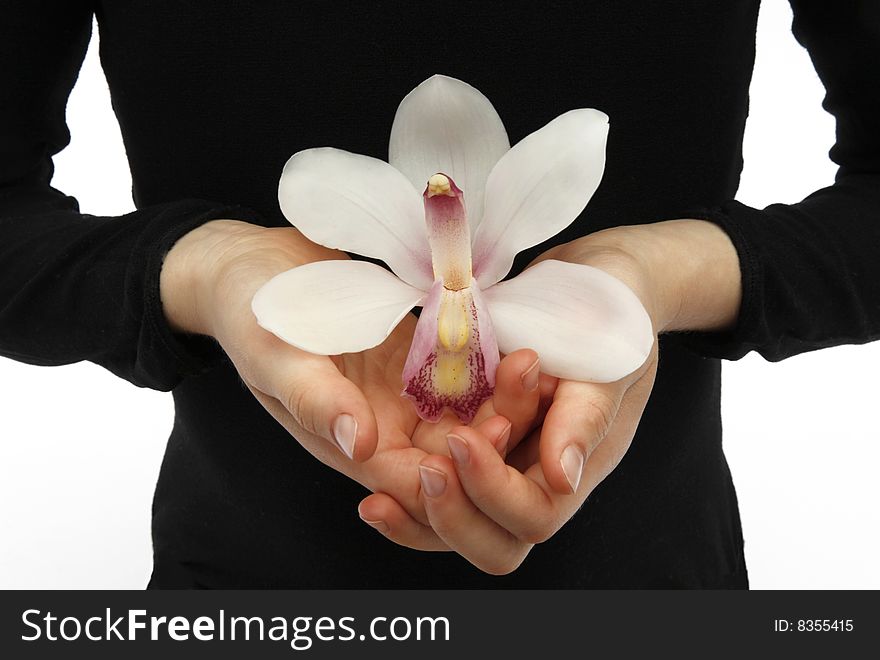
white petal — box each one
[472,109,610,288]
[482,260,653,382]
[252,260,425,355]
[279,148,434,290]
[389,75,510,229]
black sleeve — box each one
[678,0,880,362]
[0,1,257,390]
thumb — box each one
[243,338,379,462]
[539,379,625,494]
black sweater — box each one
[2,1,878,588]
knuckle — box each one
[284,382,321,433]
[602,440,632,480]
[606,448,625,474]
[519,518,558,545]
[223,339,255,383]
[520,527,552,546]
[581,395,615,446]
[481,550,526,576]
[226,334,274,390]
[284,386,307,422]
[426,513,457,539]
[482,563,514,577]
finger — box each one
[418,455,532,575]
[473,349,542,454]
[505,427,541,473]
[475,414,513,456]
[575,358,659,496]
[501,374,556,469]
[536,372,559,424]
[409,409,473,457]
[539,343,659,494]
[242,333,379,462]
[411,409,511,458]
[446,425,566,544]
[538,379,627,494]
[357,493,449,552]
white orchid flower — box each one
[252,75,653,423]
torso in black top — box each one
[107,0,753,588]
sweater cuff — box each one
[667,200,768,361]
[134,199,264,390]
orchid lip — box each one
[402,278,498,423]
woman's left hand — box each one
[358,219,742,573]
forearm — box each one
[0,200,252,387]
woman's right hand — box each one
[159,219,543,538]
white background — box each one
[1,2,878,589]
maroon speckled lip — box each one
[402,291,496,423]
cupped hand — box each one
[160,220,548,533]
[358,220,741,573]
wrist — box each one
[629,219,741,332]
[160,219,255,336]
[160,219,347,339]
[546,219,742,333]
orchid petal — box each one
[482,260,653,382]
[472,109,610,288]
[252,260,424,355]
[389,75,510,230]
[402,278,498,423]
[278,148,434,290]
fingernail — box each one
[332,414,357,459]
[360,517,390,534]
[560,445,585,493]
[419,465,448,498]
[494,422,512,454]
[521,358,540,393]
[447,434,470,466]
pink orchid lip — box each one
[402,279,499,423]
[401,173,500,423]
